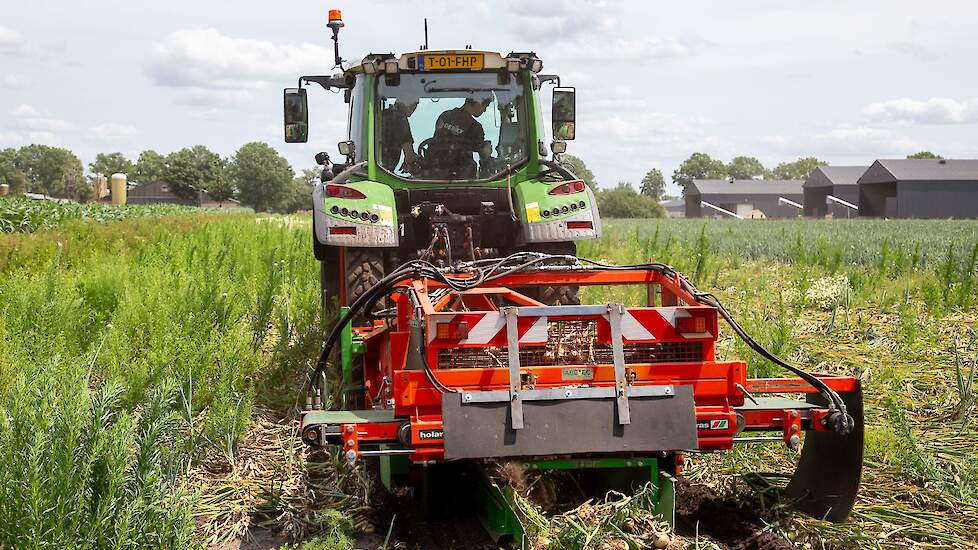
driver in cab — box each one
[426,94,493,179]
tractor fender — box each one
[514,181,602,244]
[313,180,399,248]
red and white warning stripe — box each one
[428,306,714,346]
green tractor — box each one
[283,10,601,311]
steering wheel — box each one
[417,138,434,162]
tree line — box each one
[0,143,315,213]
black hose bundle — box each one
[305,253,854,435]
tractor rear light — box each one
[329,226,357,235]
[549,180,586,195]
[677,315,707,334]
[566,221,593,230]
[436,321,469,340]
[326,184,366,199]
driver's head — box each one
[463,93,493,116]
[394,93,420,116]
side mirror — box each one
[338,140,355,158]
[552,87,576,141]
[283,88,308,143]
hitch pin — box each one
[735,383,758,406]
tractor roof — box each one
[345,50,543,75]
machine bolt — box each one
[788,434,801,451]
[791,424,799,433]
[345,449,357,463]
[791,410,799,418]
[564,389,573,398]
[664,387,673,395]
[464,393,472,402]
[346,439,354,447]
[345,425,354,433]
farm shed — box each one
[685,179,804,218]
[660,198,685,218]
[803,166,865,218]
[124,181,243,208]
[858,159,978,219]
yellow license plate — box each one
[419,53,484,71]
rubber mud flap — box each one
[785,381,864,522]
[441,385,697,459]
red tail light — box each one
[329,226,357,235]
[326,184,366,199]
[566,221,593,230]
[549,180,586,195]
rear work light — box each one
[549,180,586,195]
[566,221,593,230]
[326,184,366,199]
[677,315,707,334]
[329,226,357,235]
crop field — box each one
[0,196,232,233]
[1,212,976,549]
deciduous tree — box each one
[163,146,228,201]
[907,151,942,159]
[89,152,134,178]
[672,152,726,190]
[14,144,84,198]
[597,182,665,218]
[726,156,768,180]
[771,156,826,180]
[230,142,294,212]
[639,168,666,201]
[133,150,167,184]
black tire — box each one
[520,241,581,305]
[345,248,386,315]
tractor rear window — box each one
[377,73,529,181]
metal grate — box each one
[436,317,703,369]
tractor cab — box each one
[284,12,597,315]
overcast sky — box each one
[2,0,977,194]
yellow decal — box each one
[526,201,541,223]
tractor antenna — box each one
[423,18,429,51]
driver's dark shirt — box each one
[428,107,485,178]
[380,105,414,171]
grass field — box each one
[1,213,976,548]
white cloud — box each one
[0,26,28,55]
[11,104,72,133]
[863,97,978,125]
[1,74,24,88]
[762,126,921,157]
[90,123,140,142]
[147,28,332,91]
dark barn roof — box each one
[859,159,978,184]
[804,166,866,189]
[688,179,803,195]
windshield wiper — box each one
[423,86,510,93]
